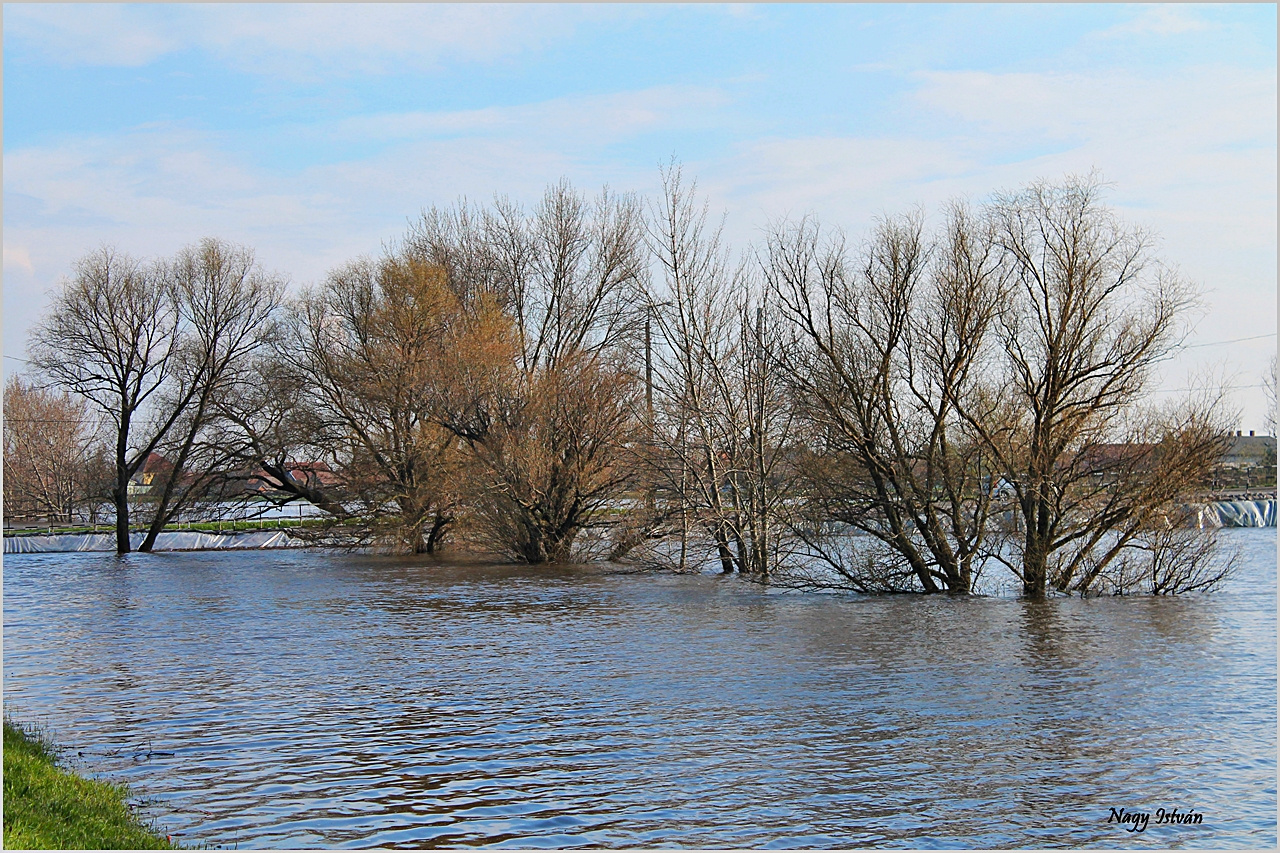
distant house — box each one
[1209,432,1276,496]
[1218,433,1276,469]
[127,452,174,495]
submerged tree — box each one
[971,174,1229,597]
[136,239,284,552]
[461,352,638,562]
[645,165,798,576]
[411,180,647,563]
[278,253,491,553]
[29,242,285,552]
[767,204,1007,593]
[30,248,184,553]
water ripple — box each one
[3,530,1275,848]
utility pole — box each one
[644,308,656,512]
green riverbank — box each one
[3,720,172,849]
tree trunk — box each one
[714,524,735,573]
[138,475,177,552]
[914,560,940,593]
[1021,491,1053,597]
[112,482,130,554]
[411,529,429,554]
[139,469,182,552]
[425,514,450,554]
[138,522,160,553]
[544,516,578,564]
[1022,539,1048,597]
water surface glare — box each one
[3,529,1275,848]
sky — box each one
[3,3,1276,428]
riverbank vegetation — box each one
[6,168,1253,596]
[2,719,172,849]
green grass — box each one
[148,517,323,534]
[3,720,173,849]
[4,516,327,538]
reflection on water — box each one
[3,530,1275,848]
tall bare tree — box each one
[135,239,284,551]
[462,352,639,562]
[645,165,798,575]
[279,253,483,553]
[767,204,1006,593]
[973,174,1224,596]
[29,247,185,553]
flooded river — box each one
[3,529,1275,848]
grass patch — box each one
[3,719,172,849]
[4,516,331,538]
[169,517,326,533]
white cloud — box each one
[910,67,1273,147]
[3,245,35,276]
[323,85,730,148]
[3,4,178,66]
[4,4,628,79]
[690,136,979,247]
[2,85,720,352]
[194,4,593,80]
[1094,6,1213,39]
[904,66,1276,261]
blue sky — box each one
[4,3,1276,426]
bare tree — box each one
[767,204,1007,593]
[135,239,285,551]
[644,165,799,576]
[28,247,185,553]
[1111,525,1236,595]
[987,388,1229,595]
[973,174,1224,596]
[462,352,639,562]
[3,375,106,526]
[1264,354,1277,437]
[1136,525,1233,591]
[212,351,351,520]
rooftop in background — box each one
[1222,433,1277,466]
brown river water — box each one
[2,528,1275,848]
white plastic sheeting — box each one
[4,530,299,553]
[1198,500,1276,528]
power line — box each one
[1183,332,1277,349]
[3,419,96,424]
[1148,382,1267,394]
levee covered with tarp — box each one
[5,501,1273,554]
[3,530,300,554]
[1196,500,1276,528]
